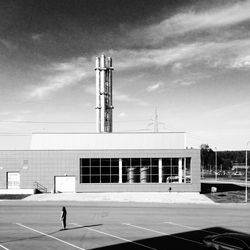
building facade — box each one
[0,133,200,193]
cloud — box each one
[146,82,162,92]
[0,39,18,50]
[109,38,250,71]
[28,57,92,99]
[109,43,200,69]
[174,80,196,87]
[26,35,250,99]
[118,112,126,117]
[231,55,250,69]
[31,34,43,41]
[132,1,250,46]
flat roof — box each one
[30,132,186,150]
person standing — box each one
[60,206,67,230]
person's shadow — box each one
[0,224,103,244]
[60,224,102,231]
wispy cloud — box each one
[31,33,43,41]
[28,57,92,99]
[231,55,250,69]
[173,79,196,87]
[132,1,250,46]
[171,73,208,87]
[146,82,163,92]
[0,38,18,50]
[109,38,250,71]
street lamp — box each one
[245,141,250,203]
[215,147,217,181]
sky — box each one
[0,0,250,150]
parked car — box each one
[232,172,243,176]
[203,233,250,250]
[166,176,191,183]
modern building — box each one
[0,55,200,194]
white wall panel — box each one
[30,132,186,150]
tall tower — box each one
[95,54,114,133]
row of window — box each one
[80,158,191,184]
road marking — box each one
[0,244,10,250]
[164,222,218,234]
[15,223,86,250]
[70,223,158,250]
[123,223,203,246]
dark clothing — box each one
[61,208,67,229]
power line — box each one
[0,119,149,124]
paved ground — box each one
[0,201,249,250]
[22,192,214,204]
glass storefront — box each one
[80,157,191,184]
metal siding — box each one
[0,149,200,192]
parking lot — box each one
[0,201,250,249]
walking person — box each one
[60,206,67,230]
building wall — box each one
[0,149,200,192]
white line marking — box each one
[123,223,203,246]
[70,223,158,250]
[0,244,10,250]
[164,222,218,234]
[15,223,86,250]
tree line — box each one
[200,144,248,171]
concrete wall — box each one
[0,149,200,193]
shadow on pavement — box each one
[201,182,244,193]
[89,226,249,250]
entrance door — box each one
[7,172,20,189]
[55,176,75,193]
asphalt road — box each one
[0,201,250,250]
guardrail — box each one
[33,181,47,193]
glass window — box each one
[101,166,110,175]
[111,166,119,175]
[122,166,128,183]
[101,158,110,166]
[131,158,140,167]
[141,158,150,167]
[81,167,90,175]
[91,158,100,166]
[81,158,90,166]
[111,175,119,183]
[80,158,121,184]
[186,158,191,183]
[81,175,90,183]
[111,158,119,166]
[79,157,192,185]
[91,166,100,175]
[101,175,110,183]
[162,158,171,183]
[122,158,130,167]
[91,175,100,183]
[149,158,159,183]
